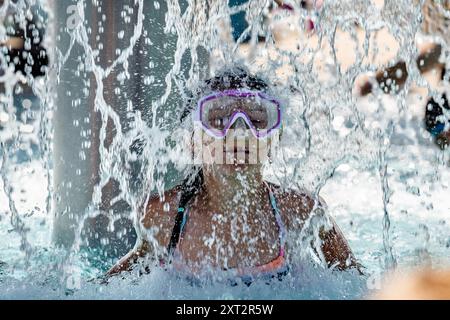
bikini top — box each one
[164,181,289,281]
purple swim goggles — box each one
[194,89,282,139]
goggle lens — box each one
[196,90,282,138]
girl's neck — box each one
[201,166,267,214]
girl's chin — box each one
[212,163,261,173]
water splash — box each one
[0,0,449,299]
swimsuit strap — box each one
[263,181,287,257]
[166,207,189,259]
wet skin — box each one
[140,179,357,271]
[108,129,359,277]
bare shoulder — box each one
[141,186,182,247]
[268,182,327,230]
[267,183,359,271]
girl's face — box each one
[186,88,283,174]
[189,89,282,172]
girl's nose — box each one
[230,116,250,130]
[227,116,252,139]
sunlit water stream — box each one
[0,0,449,299]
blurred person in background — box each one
[374,268,450,300]
[358,0,449,150]
[227,0,323,45]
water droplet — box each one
[163,203,170,212]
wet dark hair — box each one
[167,67,271,257]
[179,67,270,123]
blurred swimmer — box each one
[373,269,450,300]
